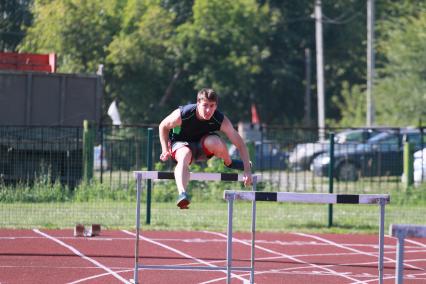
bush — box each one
[0,156,263,203]
[73,180,136,202]
[0,179,71,203]
[391,184,426,206]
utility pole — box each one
[366,0,376,126]
[304,48,312,127]
[315,0,325,140]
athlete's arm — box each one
[159,109,181,161]
[220,116,253,186]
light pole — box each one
[366,0,376,126]
[315,0,325,140]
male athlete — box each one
[159,88,252,209]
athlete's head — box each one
[196,88,218,120]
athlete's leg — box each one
[173,146,192,194]
[173,146,192,209]
[201,135,232,165]
[201,135,248,170]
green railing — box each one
[0,124,425,230]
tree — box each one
[20,0,123,73]
[327,81,365,127]
[254,0,370,125]
[18,0,379,126]
[173,0,274,123]
[0,0,32,51]
[374,11,426,125]
[106,0,178,122]
[253,1,314,125]
[326,0,426,127]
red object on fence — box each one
[0,52,56,72]
[251,103,260,124]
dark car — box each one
[312,129,425,181]
[288,128,382,171]
[229,141,288,171]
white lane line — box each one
[122,230,249,283]
[387,235,426,270]
[2,235,424,249]
[360,271,426,284]
[0,236,114,241]
[32,229,130,284]
[0,264,131,270]
[296,233,425,284]
[405,238,426,248]
[297,233,423,269]
[199,257,404,284]
[393,238,426,269]
[199,246,426,284]
[67,269,134,284]
[202,231,362,283]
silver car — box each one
[289,129,382,171]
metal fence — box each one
[93,125,425,193]
[0,126,83,187]
[0,124,425,229]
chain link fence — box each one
[0,124,425,229]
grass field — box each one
[1,200,425,235]
[1,166,425,234]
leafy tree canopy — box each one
[331,0,426,127]
[15,0,426,127]
[374,10,426,126]
[20,0,123,73]
[0,0,32,51]
[173,0,275,122]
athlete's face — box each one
[196,99,217,120]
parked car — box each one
[414,148,426,184]
[289,128,382,171]
[312,128,425,181]
[229,140,288,171]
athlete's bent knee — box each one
[175,147,192,165]
[203,135,226,153]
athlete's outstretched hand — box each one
[243,171,252,187]
[160,150,171,162]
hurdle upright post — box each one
[133,171,261,284]
[327,132,334,227]
[378,198,386,284]
[146,128,153,225]
[250,175,258,283]
[134,173,143,284]
[390,224,426,284]
[224,190,389,284]
[226,192,234,284]
[395,230,405,284]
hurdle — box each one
[389,224,426,284]
[132,171,261,284]
[224,190,390,284]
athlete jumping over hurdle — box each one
[159,88,253,209]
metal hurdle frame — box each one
[132,171,261,284]
[390,224,426,284]
[224,190,390,284]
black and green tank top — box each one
[169,104,224,143]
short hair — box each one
[197,88,218,103]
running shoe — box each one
[176,192,190,209]
[225,159,252,170]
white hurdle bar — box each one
[224,190,390,284]
[390,224,426,284]
[132,171,261,284]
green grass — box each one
[1,200,425,235]
[1,162,426,234]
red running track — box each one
[0,229,425,283]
